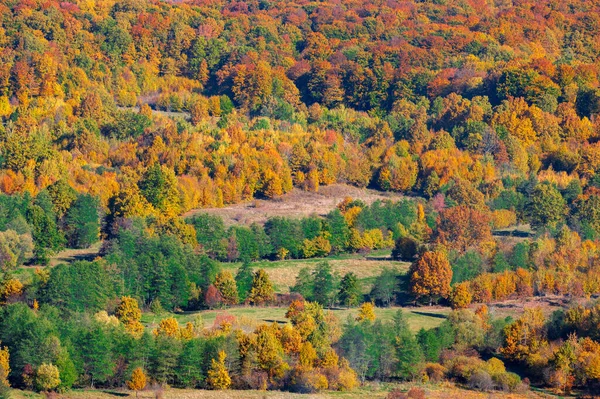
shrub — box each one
[424,363,447,383]
[468,370,494,391]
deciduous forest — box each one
[1,0,600,397]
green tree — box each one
[325,210,350,253]
[291,267,314,301]
[395,332,424,380]
[235,262,254,302]
[26,204,64,264]
[45,180,77,219]
[312,262,336,307]
[338,272,361,308]
[526,183,566,230]
[188,214,227,260]
[451,250,483,284]
[370,268,398,307]
[64,194,100,249]
[138,164,181,216]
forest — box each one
[2,0,600,397]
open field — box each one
[8,382,552,399]
[183,184,408,226]
[141,305,451,333]
[221,251,410,293]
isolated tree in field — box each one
[370,268,398,307]
[64,194,100,248]
[527,183,567,230]
[248,269,274,305]
[35,363,61,392]
[207,351,231,390]
[409,251,452,304]
[127,367,147,397]
[338,272,361,307]
[312,262,335,306]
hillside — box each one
[2,0,600,398]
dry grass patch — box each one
[183,184,407,226]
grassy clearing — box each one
[183,183,407,226]
[141,305,450,333]
[221,252,410,293]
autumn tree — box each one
[449,282,473,309]
[435,206,492,253]
[0,344,9,388]
[356,302,376,322]
[127,367,147,397]
[409,251,452,304]
[248,269,274,305]
[207,351,231,390]
[214,271,239,305]
[35,363,61,392]
[115,296,144,337]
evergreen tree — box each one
[64,194,100,249]
[338,272,361,308]
[312,262,335,306]
[325,210,350,253]
[395,332,424,380]
[291,267,313,300]
[235,262,254,302]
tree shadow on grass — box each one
[410,310,448,319]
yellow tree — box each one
[355,302,376,322]
[153,317,181,338]
[127,367,147,398]
[214,271,239,305]
[449,282,473,309]
[207,351,231,390]
[248,269,274,305]
[115,296,144,337]
[0,344,9,388]
[409,251,453,304]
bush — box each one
[493,371,522,392]
[423,363,446,383]
[468,370,494,391]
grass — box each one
[141,305,451,333]
[8,381,547,398]
[221,252,410,293]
